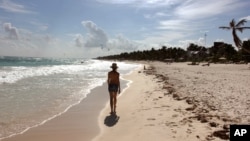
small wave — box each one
[0,59,140,84]
[0,56,87,67]
[0,60,91,84]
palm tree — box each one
[219,19,250,53]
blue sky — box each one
[0,0,250,58]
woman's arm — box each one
[107,72,110,84]
[118,74,121,93]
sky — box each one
[0,0,250,58]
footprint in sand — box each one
[186,128,192,134]
[180,118,193,125]
[161,105,170,108]
[147,118,156,121]
[171,129,177,134]
[145,124,155,126]
[174,108,182,112]
[172,114,178,118]
[165,121,178,127]
[153,98,158,101]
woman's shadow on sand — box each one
[104,113,120,127]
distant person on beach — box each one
[107,63,121,114]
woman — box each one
[107,63,120,114]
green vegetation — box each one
[97,40,250,63]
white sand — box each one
[152,62,250,123]
[94,62,250,141]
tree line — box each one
[96,40,250,63]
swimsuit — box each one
[108,84,119,92]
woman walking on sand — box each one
[107,63,121,114]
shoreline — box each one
[0,81,106,141]
[2,78,128,141]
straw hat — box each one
[110,63,118,69]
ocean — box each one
[0,56,140,140]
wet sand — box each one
[2,80,127,141]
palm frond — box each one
[219,26,230,30]
[235,27,250,32]
[236,19,247,27]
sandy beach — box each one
[94,62,250,141]
[2,61,249,141]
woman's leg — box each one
[113,92,117,113]
[109,92,114,113]
[109,92,117,113]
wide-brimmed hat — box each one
[110,63,118,69]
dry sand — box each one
[94,62,250,141]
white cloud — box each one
[215,39,224,42]
[157,19,189,30]
[29,21,49,31]
[242,37,250,41]
[0,22,74,57]
[240,16,250,21]
[3,22,19,39]
[108,34,138,51]
[100,0,249,20]
[75,34,84,47]
[140,0,182,8]
[0,31,84,58]
[96,0,182,8]
[175,0,247,20]
[80,21,138,52]
[97,0,138,4]
[157,19,204,32]
[81,20,108,48]
[144,12,169,19]
[77,21,137,53]
[155,12,168,17]
[67,21,140,56]
[150,0,249,48]
[177,38,207,49]
[0,0,34,14]
[137,30,187,47]
[0,20,141,58]
[97,0,249,50]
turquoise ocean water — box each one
[0,56,140,140]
